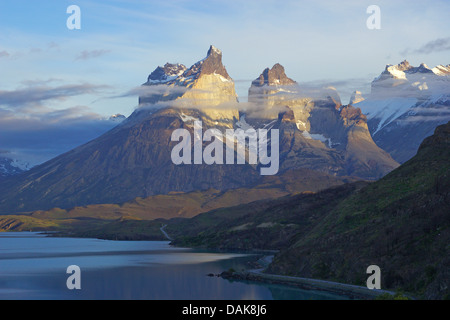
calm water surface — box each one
[0,232,348,300]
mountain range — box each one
[0,46,401,214]
[0,46,448,299]
[354,60,450,163]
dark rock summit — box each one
[251,63,296,87]
[147,63,187,82]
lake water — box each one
[0,232,348,300]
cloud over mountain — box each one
[401,37,450,56]
[0,82,110,109]
[414,37,450,54]
[0,81,118,166]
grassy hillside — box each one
[0,168,355,234]
[167,182,368,250]
[268,121,450,299]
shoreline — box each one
[220,269,397,300]
[3,231,411,300]
[219,255,401,300]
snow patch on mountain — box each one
[0,156,32,177]
[357,60,450,135]
[214,72,231,83]
[387,66,407,80]
[235,115,254,131]
[302,131,333,148]
[357,97,418,134]
[432,64,450,76]
[180,112,199,123]
[296,120,307,131]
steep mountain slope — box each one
[268,121,450,299]
[0,156,26,177]
[167,181,368,250]
[0,46,256,213]
[0,107,261,214]
[0,168,358,236]
[355,60,450,163]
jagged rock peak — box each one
[340,104,367,127]
[378,60,412,80]
[252,63,296,87]
[207,45,222,57]
[147,63,187,83]
[139,46,237,108]
[406,63,434,74]
[390,60,412,72]
[183,45,231,81]
[376,60,445,82]
[383,60,446,75]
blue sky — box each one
[1,0,450,165]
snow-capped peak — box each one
[405,63,433,74]
[375,61,449,82]
[395,60,413,71]
[372,61,450,92]
[384,63,409,79]
[432,64,450,76]
[146,63,187,84]
[358,60,450,139]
